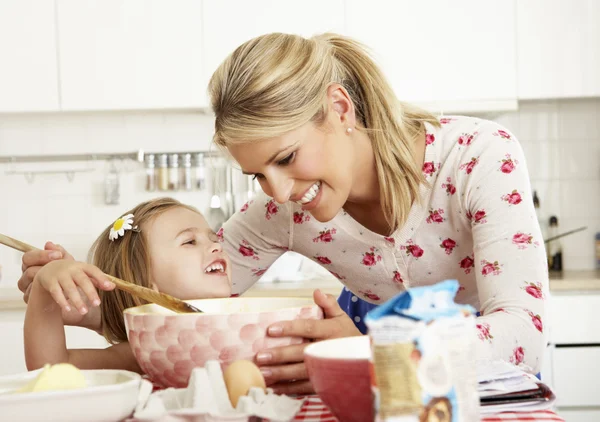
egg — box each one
[222,360,266,407]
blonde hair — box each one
[88,197,200,344]
[209,32,440,232]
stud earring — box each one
[346,127,353,134]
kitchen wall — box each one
[1,98,599,286]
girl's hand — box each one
[34,260,115,315]
[256,289,362,395]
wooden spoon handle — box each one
[0,233,201,314]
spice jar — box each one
[145,154,156,192]
[158,154,169,191]
[168,154,179,190]
[194,153,206,190]
[182,153,193,191]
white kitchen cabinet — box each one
[201,0,346,107]
[56,0,204,111]
[0,0,60,112]
[517,0,600,99]
[345,0,518,113]
[0,309,109,377]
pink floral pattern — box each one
[216,227,224,242]
[362,247,382,267]
[459,255,475,274]
[239,240,259,261]
[240,200,253,213]
[494,129,512,140]
[422,161,437,176]
[401,240,424,259]
[499,154,518,174]
[384,237,395,245]
[481,259,502,276]
[426,134,435,145]
[265,199,279,220]
[459,157,479,174]
[314,255,332,265]
[440,238,457,255]
[293,211,311,224]
[527,310,543,333]
[251,267,268,277]
[426,208,445,224]
[510,347,525,365]
[501,190,523,205]
[393,271,403,284]
[359,290,381,301]
[458,132,478,146]
[512,232,539,249]
[522,281,544,299]
[441,177,456,195]
[440,117,455,124]
[477,323,493,342]
[313,228,337,243]
[466,209,487,224]
[329,271,346,280]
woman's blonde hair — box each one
[88,197,200,344]
[209,32,440,232]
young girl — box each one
[24,197,232,372]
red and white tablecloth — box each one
[292,396,565,422]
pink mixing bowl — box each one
[304,335,373,422]
[124,297,323,388]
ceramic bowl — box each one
[124,297,323,388]
[0,369,141,422]
[304,335,373,422]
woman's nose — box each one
[268,176,294,205]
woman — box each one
[18,32,548,395]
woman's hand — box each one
[33,259,115,315]
[256,289,362,395]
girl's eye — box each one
[183,239,196,246]
[277,152,295,166]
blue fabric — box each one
[338,290,542,379]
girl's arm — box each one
[24,261,140,372]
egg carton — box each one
[129,361,304,422]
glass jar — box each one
[145,153,156,192]
[158,154,169,191]
[168,154,179,191]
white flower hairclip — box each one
[109,214,137,241]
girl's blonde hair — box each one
[88,197,200,344]
[209,32,440,232]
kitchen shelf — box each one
[0,149,221,164]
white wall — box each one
[1,99,600,286]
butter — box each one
[18,363,86,393]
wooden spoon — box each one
[0,233,202,314]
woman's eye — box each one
[277,152,295,166]
[252,174,265,181]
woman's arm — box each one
[221,191,291,294]
[459,121,548,373]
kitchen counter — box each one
[2,270,600,310]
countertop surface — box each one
[2,270,600,311]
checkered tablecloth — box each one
[292,396,565,422]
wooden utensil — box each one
[0,233,202,314]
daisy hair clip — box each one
[109,214,140,241]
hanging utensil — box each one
[543,226,587,243]
[0,233,202,314]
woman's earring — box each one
[346,127,353,134]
